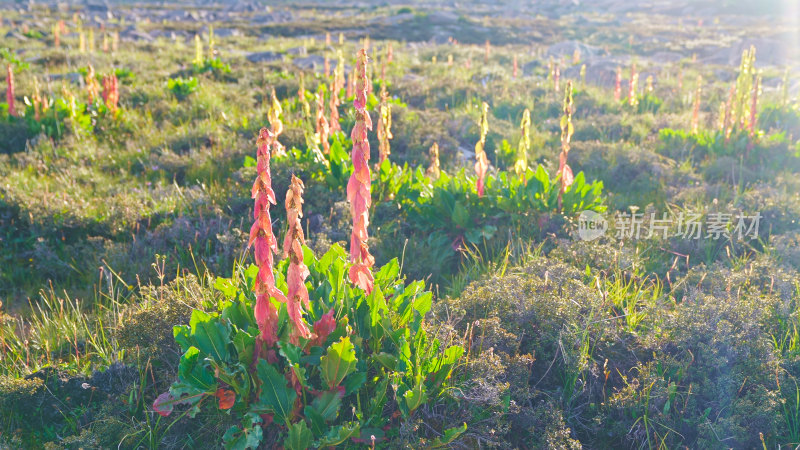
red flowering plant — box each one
[315,88,330,154]
[474,101,489,197]
[153,52,466,450]
[268,88,286,156]
[101,73,119,114]
[557,81,575,213]
[348,48,376,294]
[5,64,16,117]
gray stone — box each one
[4,31,29,41]
[47,72,83,84]
[546,40,605,63]
[120,29,154,42]
[292,55,325,71]
[286,46,307,56]
[246,51,283,63]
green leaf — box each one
[373,353,399,371]
[232,329,255,368]
[214,276,238,299]
[189,309,231,362]
[342,371,366,396]
[403,382,427,414]
[303,406,327,436]
[367,377,389,420]
[173,325,192,352]
[254,360,297,425]
[311,390,342,422]
[426,345,464,388]
[279,342,303,366]
[285,421,313,450]
[222,413,263,450]
[430,423,467,448]
[412,290,432,318]
[452,201,470,228]
[176,346,216,393]
[315,422,360,447]
[320,336,358,389]
[374,258,400,286]
[222,300,253,332]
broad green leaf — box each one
[279,342,303,366]
[176,346,216,392]
[374,258,400,286]
[367,287,387,327]
[343,371,366,396]
[427,345,464,389]
[254,360,297,425]
[367,377,389,419]
[173,325,192,352]
[452,201,470,228]
[232,329,255,367]
[222,300,253,332]
[311,390,342,422]
[373,353,399,371]
[320,336,358,389]
[403,382,427,414]
[214,276,238,299]
[430,423,467,448]
[189,309,230,362]
[285,421,313,450]
[303,406,327,436]
[315,422,360,447]
[222,424,263,450]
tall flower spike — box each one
[553,62,560,93]
[691,75,702,134]
[6,65,16,117]
[268,88,285,156]
[346,65,355,99]
[102,73,119,114]
[748,75,760,137]
[347,48,375,294]
[724,85,735,141]
[284,175,311,344]
[628,63,638,107]
[474,102,489,197]
[580,64,586,87]
[329,60,341,133]
[32,78,42,121]
[515,108,530,177]
[426,142,441,180]
[557,81,575,213]
[614,67,621,102]
[249,128,287,347]
[746,74,761,156]
[316,89,330,154]
[512,55,518,79]
[377,84,392,164]
[85,65,100,105]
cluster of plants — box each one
[156,246,464,449]
[1,62,123,151]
